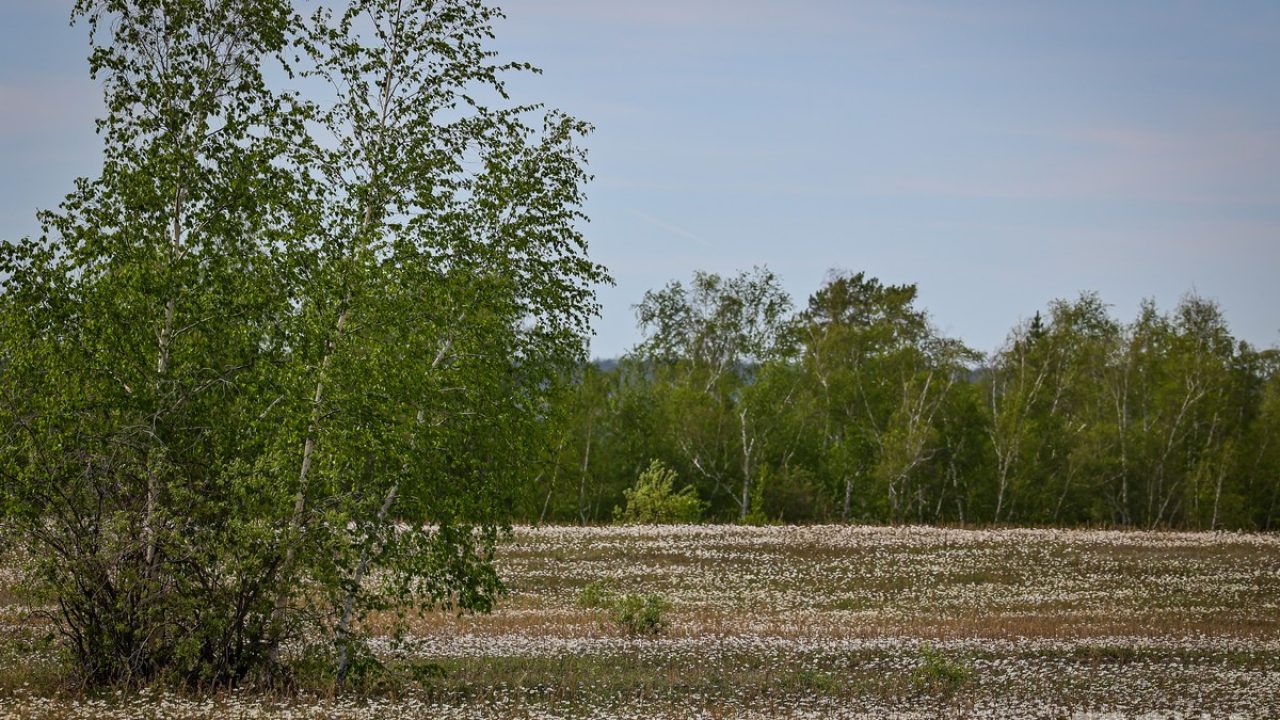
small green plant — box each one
[403,660,448,686]
[741,465,778,526]
[576,578,616,609]
[794,668,841,694]
[613,459,706,524]
[911,643,972,695]
[611,592,670,637]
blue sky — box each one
[3,1,1278,358]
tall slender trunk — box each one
[1210,463,1225,531]
[539,436,566,524]
[1054,469,1072,523]
[1266,470,1278,531]
[266,296,352,662]
[144,299,175,573]
[145,185,185,574]
[577,423,593,525]
[270,172,379,652]
[286,304,351,552]
[1110,356,1132,525]
[1256,433,1276,530]
[989,374,1012,525]
[738,408,753,522]
[842,476,853,522]
[282,37,399,568]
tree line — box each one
[528,268,1280,530]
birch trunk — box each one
[738,408,753,521]
[333,481,399,688]
[144,185,185,574]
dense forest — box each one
[527,268,1280,530]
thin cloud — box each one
[512,0,802,29]
[0,79,99,138]
[881,121,1280,209]
[627,208,710,247]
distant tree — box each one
[531,362,652,525]
[927,378,993,523]
[1122,296,1244,528]
[556,271,1271,530]
[984,293,1121,524]
[796,271,976,523]
[631,267,792,520]
[1245,350,1280,529]
[983,292,1257,528]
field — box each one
[2,525,1279,718]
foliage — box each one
[797,271,980,523]
[911,643,972,695]
[575,578,670,638]
[631,267,794,521]
[0,0,606,689]
[527,268,1277,531]
[576,578,617,609]
[611,593,671,637]
[613,460,706,525]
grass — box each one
[2,524,1278,718]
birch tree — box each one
[631,267,791,520]
[0,0,305,685]
[0,0,607,688]
[796,271,973,522]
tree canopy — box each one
[529,270,1278,531]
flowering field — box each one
[2,525,1279,718]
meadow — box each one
[2,524,1278,718]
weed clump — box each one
[611,592,670,637]
[911,643,972,695]
[575,578,616,609]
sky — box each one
[2,1,1278,359]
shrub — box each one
[613,460,706,524]
[611,592,670,637]
[911,643,972,694]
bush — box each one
[613,460,706,524]
[611,593,670,637]
[576,580,670,638]
[911,643,972,694]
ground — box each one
[2,524,1278,718]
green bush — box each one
[613,460,706,524]
[611,593,670,637]
[911,643,972,694]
